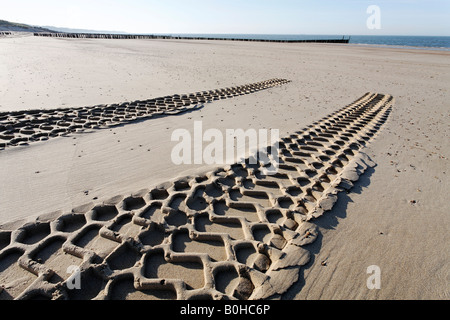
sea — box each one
[162,34,450,51]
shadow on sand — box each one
[282,165,376,299]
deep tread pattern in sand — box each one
[0,92,393,300]
[0,78,290,150]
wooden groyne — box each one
[33,32,350,43]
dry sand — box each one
[0,34,448,300]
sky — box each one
[1,0,449,36]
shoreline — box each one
[3,31,450,51]
[347,42,450,52]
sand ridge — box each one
[0,92,394,300]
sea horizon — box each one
[20,24,450,50]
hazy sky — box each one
[1,0,449,36]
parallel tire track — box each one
[0,92,394,300]
[0,78,290,150]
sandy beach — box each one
[0,34,448,300]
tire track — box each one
[0,92,394,300]
[0,78,290,150]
